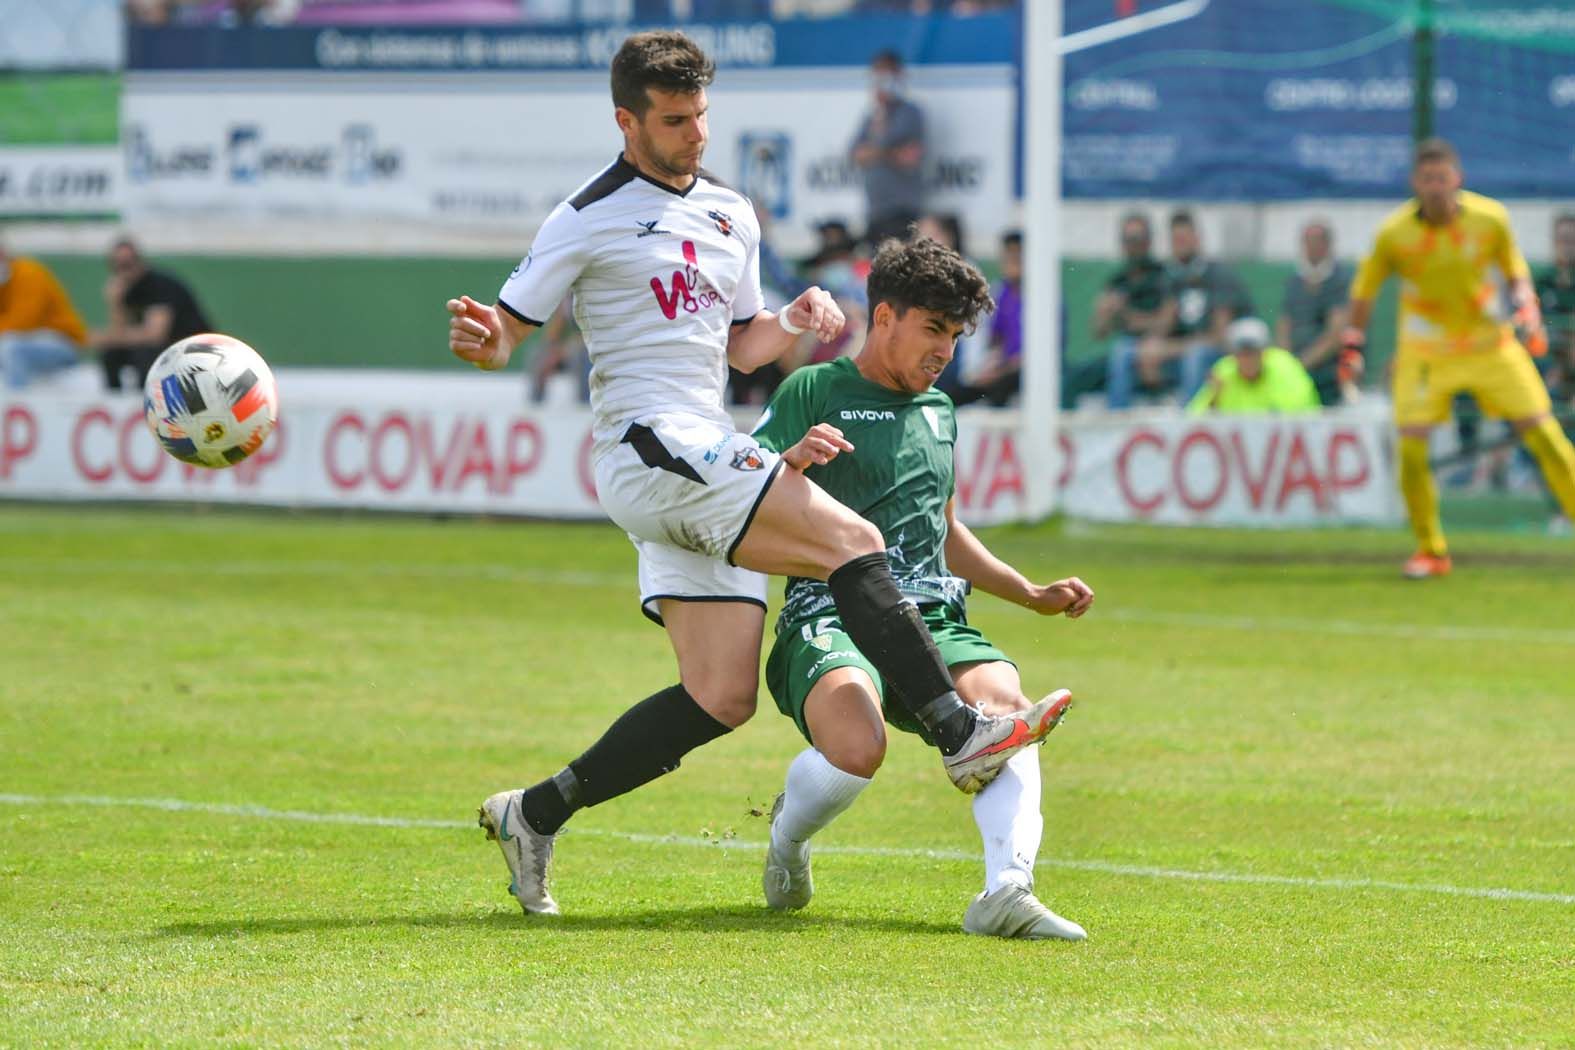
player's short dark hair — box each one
[610,31,715,117]
[1554,212,1575,232]
[867,236,994,335]
[1119,211,1151,238]
[1414,137,1460,169]
[871,49,903,71]
[1001,229,1023,251]
[1169,209,1195,230]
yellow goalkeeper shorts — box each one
[1391,342,1551,428]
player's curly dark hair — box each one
[611,31,716,117]
[866,236,995,335]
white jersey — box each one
[498,154,764,456]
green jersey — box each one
[751,357,966,627]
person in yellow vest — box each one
[1187,317,1320,415]
[1343,138,1575,578]
[0,235,88,389]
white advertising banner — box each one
[0,388,1397,529]
[119,69,1014,250]
[0,146,121,216]
[0,391,600,517]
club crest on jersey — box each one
[708,209,733,236]
[730,447,765,471]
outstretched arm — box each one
[727,286,845,374]
[942,498,1094,618]
[447,295,537,370]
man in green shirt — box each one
[1187,316,1323,415]
[751,237,1095,940]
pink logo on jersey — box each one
[650,240,725,320]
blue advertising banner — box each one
[126,14,1015,72]
[125,3,1575,200]
[1062,0,1575,199]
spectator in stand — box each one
[90,236,214,393]
[1277,219,1353,407]
[1076,211,1165,408]
[526,301,589,405]
[914,213,964,257]
[1187,317,1320,415]
[0,235,89,390]
[1534,213,1575,407]
[774,220,867,376]
[948,229,1022,407]
[1106,209,1249,409]
[727,202,800,405]
[849,50,926,247]
[915,212,987,395]
[126,0,175,24]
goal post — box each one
[1019,0,1213,522]
[1020,0,1062,522]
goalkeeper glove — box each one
[1337,327,1366,384]
[1514,301,1547,357]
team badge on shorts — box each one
[708,210,733,237]
[730,447,765,471]
[809,633,834,652]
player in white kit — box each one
[447,31,1071,916]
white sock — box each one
[972,748,1043,894]
[771,748,871,862]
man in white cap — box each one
[1187,316,1321,414]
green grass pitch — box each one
[2,504,1572,1048]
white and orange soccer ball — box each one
[143,333,279,468]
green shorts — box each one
[764,603,1011,745]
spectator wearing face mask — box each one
[849,49,927,248]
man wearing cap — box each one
[1187,317,1321,415]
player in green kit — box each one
[751,237,1095,940]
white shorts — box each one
[594,412,782,626]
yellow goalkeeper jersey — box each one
[1350,189,1529,357]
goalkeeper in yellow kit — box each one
[1344,138,1575,578]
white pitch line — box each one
[1103,608,1575,647]
[6,556,1572,646]
[2,793,1571,906]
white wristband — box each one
[777,309,806,335]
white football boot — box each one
[477,789,559,916]
[963,884,1087,941]
[942,689,1074,794]
[761,792,814,911]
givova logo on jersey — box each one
[650,240,727,320]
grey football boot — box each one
[478,789,559,916]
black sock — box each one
[827,552,977,755]
[518,683,730,835]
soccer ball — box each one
[143,333,279,468]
